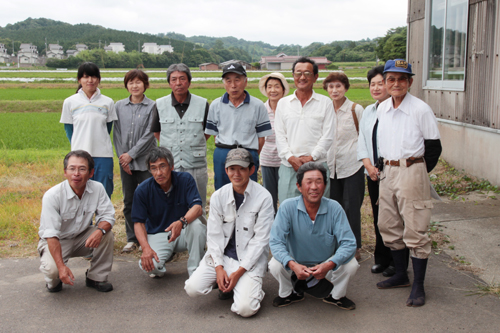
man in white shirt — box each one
[185,149,275,317]
[38,150,115,293]
[376,59,442,307]
[274,57,335,203]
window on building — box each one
[425,0,468,90]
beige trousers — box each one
[38,226,114,288]
[378,160,433,259]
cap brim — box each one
[384,68,415,76]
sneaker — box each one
[122,242,137,253]
[272,292,304,307]
[149,273,164,278]
[218,290,234,300]
[46,281,63,293]
[323,296,356,310]
[85,272,113,292]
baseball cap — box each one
[383,59,414,76]
[222,63,247,77]
[225,148,254,168]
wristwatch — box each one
[180,217,188,229]
[97,227,106,235]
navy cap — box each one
[383,59,414,76]
[222,63,247,77]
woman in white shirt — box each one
[325,72,364,260]
[60,62,117,198]
[258,73,290,214]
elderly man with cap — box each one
[151,63,210,222]
[185,148,275,318]
[205,63,273,190]
[269,162,358,310]
[274,57,335,203]
[376,59,442,307]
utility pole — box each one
[99,40,101,49]
[45,37,47,57]
[138,40,140,52]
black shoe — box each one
[323,296,356,310]
[382,266,396,277]
[218,290,233,300]
[371,264,385,274]
[86,276,113,292]
[272,292,304,307]
[46,281,62,293]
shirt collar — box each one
[388,93,411,115]
[291,89,320,103]
[296,195,328,216]
[126,95,149,106]
[64,179,93,200]
[78,87,101,102]
[222,90,250,105]
[171,91,191,106]
[337,97,352,113]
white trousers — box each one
[185,255,264,318]
[268,257,359,299]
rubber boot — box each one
[376,249,411,289]
[406,257,428,307]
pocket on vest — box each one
[191,146,206,158]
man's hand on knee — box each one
[85,230,103,248]
[309,261,335,280]
[288,261,313,280]
[141,247,159,272]
[216,266,230,292]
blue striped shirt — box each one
[205,91,273,150]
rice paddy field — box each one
[0,65,377,258]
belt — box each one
[385,157,424,167]
[215,143,257,152]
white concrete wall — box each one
[438,120,500,186]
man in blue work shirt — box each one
[132,147,207,278]
[269,162,359,310]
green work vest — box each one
[156,94,207,169]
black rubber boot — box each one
[376,249,411,289]
[406,257,428,307]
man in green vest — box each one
[151,63,210,222]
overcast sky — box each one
[1,0,408,46]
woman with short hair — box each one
[60,62,117,198]
[258,72,290,214]
[324,72,365,260]
[113,70,157,252]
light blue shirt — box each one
[357,102,380,175]
[205,91,273,150]
[270,196,356,271]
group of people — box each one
[37,56,441,316]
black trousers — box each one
[330,166,365,248]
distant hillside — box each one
[0,17,194,55]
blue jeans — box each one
[92,157,114,198]
[213,148,259,190]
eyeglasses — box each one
[66,167,88,174]
[150,164,169,174]
[293,71,314,78]
[386,76,409,84]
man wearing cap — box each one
[132,147,207,278]
[185,148,275,318]
[205,63,273,190]
[269,162,358,310]
[274,57,335,203]
[151,63,210,222]
[376,59,442,307]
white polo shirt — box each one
[377,93,440,160]
[274,90,335,167]
[60,88,117,157]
